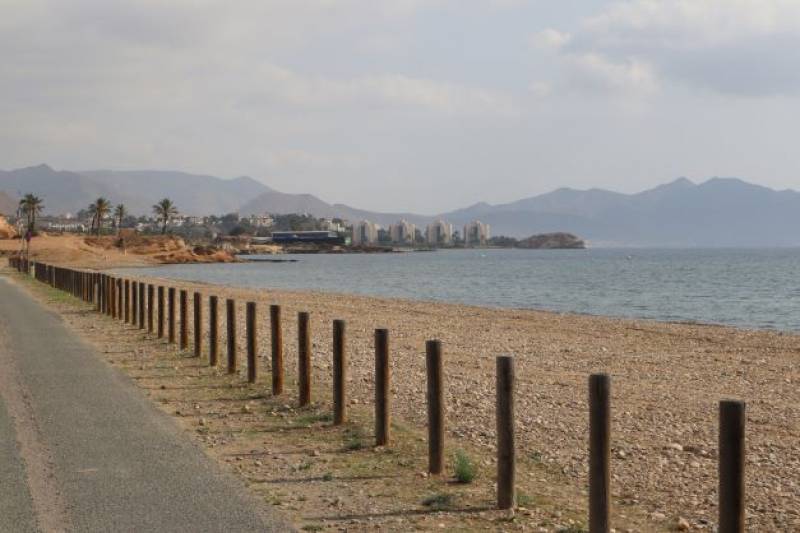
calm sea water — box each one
[116,248,800,331]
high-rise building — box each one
[463,220,490,247]
[425,219,453,246]
[389,219,416,245]
[352,220,379,245]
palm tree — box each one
[88,197,111,235]
[113,204,127,234]
[152,198,178,235]
[19,194,44,233]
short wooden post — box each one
[246,302,257,383]
[138,281,145,329]
[193,292,202,357]
[124,280,130,322]
[209,296,219,366]
[111,278,117,319]
[147,284,154,332]
[589,373,611,532]
[426,340,444,474]
[226,299,237,374]
[168,287,176,343]
[270,305,283,395]
[496,355,515,510]
[719,400,746,533]
[333,319,346,425]
[157,286,165,338]
[179,290,188,350]
[298,312,311,407]
[375,328,390,446]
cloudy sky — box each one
[2,0,799,213]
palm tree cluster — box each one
[87,197,111,235]
[19,194,44,234]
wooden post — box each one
[719,400,746,533]
[193,292,202,357]
[246,302,257,383]
[209,296,218,366]
[426,340,444,474]
[333,319,346,425]
[118,279,124,319]
[111,278,117,319]
[270,304,283,395]
[157,286,165,338]
[168,287,176,343]
[130,281,137,322]
[138,281,145,329]
[147,284,154,332]
[179,290,188,350]
[124,279,130,322]
[226,299,237,374]
[496,355,515,510]
[298,312,311,407]
[589,373,611,532]
[375,328,390,446]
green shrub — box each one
[453,450,477,483]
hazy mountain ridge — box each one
[0,191,17,215]
[3,165,800,246]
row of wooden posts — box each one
[7,256,747,533]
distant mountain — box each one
[4,164,800,246]
[438,177,800,246]
[0,191,17,215]
[0,165,270,216]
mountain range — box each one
[2,164,799,247]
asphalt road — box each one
[0,275,293,532]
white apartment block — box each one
[425,219,453,246]
[463,220,490,246]
[352,220,379,245]
[389,219,416,245]
[320,218,346,233]
[248,214,274,227]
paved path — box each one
[0,275,293,532]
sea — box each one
[115,248,800,332]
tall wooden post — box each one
[130,281,137,322]
[147,284,154,332]
[179,290,188,350]
[589,373,611,532]
[209,296,219,366]
[138,281,145,329]
[111,278,117,319]
[168,287,176,343]
[496,355,515,510]
[719,400,746,533]
[333,319,346,425]
[270,305,283,395]
[124,279,130,322]
[375,328,390,446]
[298,312,311,407]
[226,299,237,374]
[193,292,202,357]
[426,340,444,474]
[246,302,257,383]
[157,286,165,338]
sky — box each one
[2,0,799,213]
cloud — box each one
[539,0,800,96]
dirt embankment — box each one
[0,232,236,268]
[0,216,17,239]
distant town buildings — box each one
[463,220,490,247]
[320,218,346,233]
[248,214,274,227]
[425,219,453,246]
[389,219,416,245]
[352,220,379,245]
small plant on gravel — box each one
[301,525,323,532]
[516,490,535,507]
[343,427,365,451]
[557,526,588,533]
[322,472,333,481]
[422,492,454,510]
[453,450,477,483]
[529,450,543,463]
